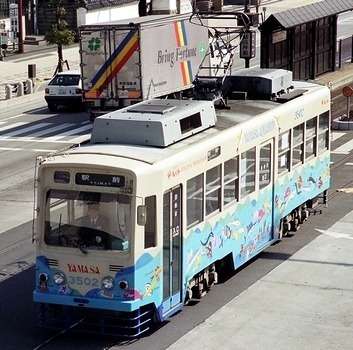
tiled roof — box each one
[260,0,353,29]
[85,0,137,11]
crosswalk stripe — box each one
[0,147,55,152]
[29,123,72,137]
[0,137,87,144]
[68,134,91,145]
[45,123,92,141]
[0,121,92,144]
[0,122,28,132]
[0,122,51,137]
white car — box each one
[44,69,83,112]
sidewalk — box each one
[166,210,353,350]
[0,40,80,105]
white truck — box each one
[78,14,210,117]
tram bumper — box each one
[33,291,155,338]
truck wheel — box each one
[48,103,57,112]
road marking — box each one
[0,147,55,152]
[0,122,51,137]
[1,114,26,121]
[27,123,72,138]
[45,123,92,141]
[68,134,91,144]
[0,137,87,144]
[315,228,353,240]
[330,139,353,154]
[331,131,345,141]
[0,121,92,145]
[0,122,28,132]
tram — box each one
[33,68,331,337]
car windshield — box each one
[49,75,80,86]
[44,189,131,252]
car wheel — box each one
[48,103,57,112]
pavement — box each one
[166,212,353,350]
[0,39,80,108]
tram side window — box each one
[259,143,271,189]
[223,156,239,206]
[187,174,203,229]
[318,111,330,153]
[144,195,156,248]
[278,130,290,175]
[240,147,255,196]
[205,165,221,216]
[305,117,317,160]
[292,123,304,167]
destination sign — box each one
[75,173,125,187]
[54,171,70,184]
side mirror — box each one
[137,205,147,226]
[210,42,215,58]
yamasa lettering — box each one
[68,263,100,274]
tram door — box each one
[162,186,182,314]
[259,139,275,241]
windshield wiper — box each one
[70,238,88,254]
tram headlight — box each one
[118,280,129,290]
[53,273,65,285]
[39,273,48,282]
[101,276,115,290]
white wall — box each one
[77,2,140,26]
[179,0,193,13]
[152,0,178,13]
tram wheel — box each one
[184,287,193,305]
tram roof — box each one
[65,97,278,165]
[60,80,325,166]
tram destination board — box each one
[75,172,125,187]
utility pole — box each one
[18,0,24,53]
[244,0,251,13]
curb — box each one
[0,88,45,109]
[0,79,49,108]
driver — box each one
[80,203,110,247]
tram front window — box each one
[44,190,131,251]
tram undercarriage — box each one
[280,192,326,237]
